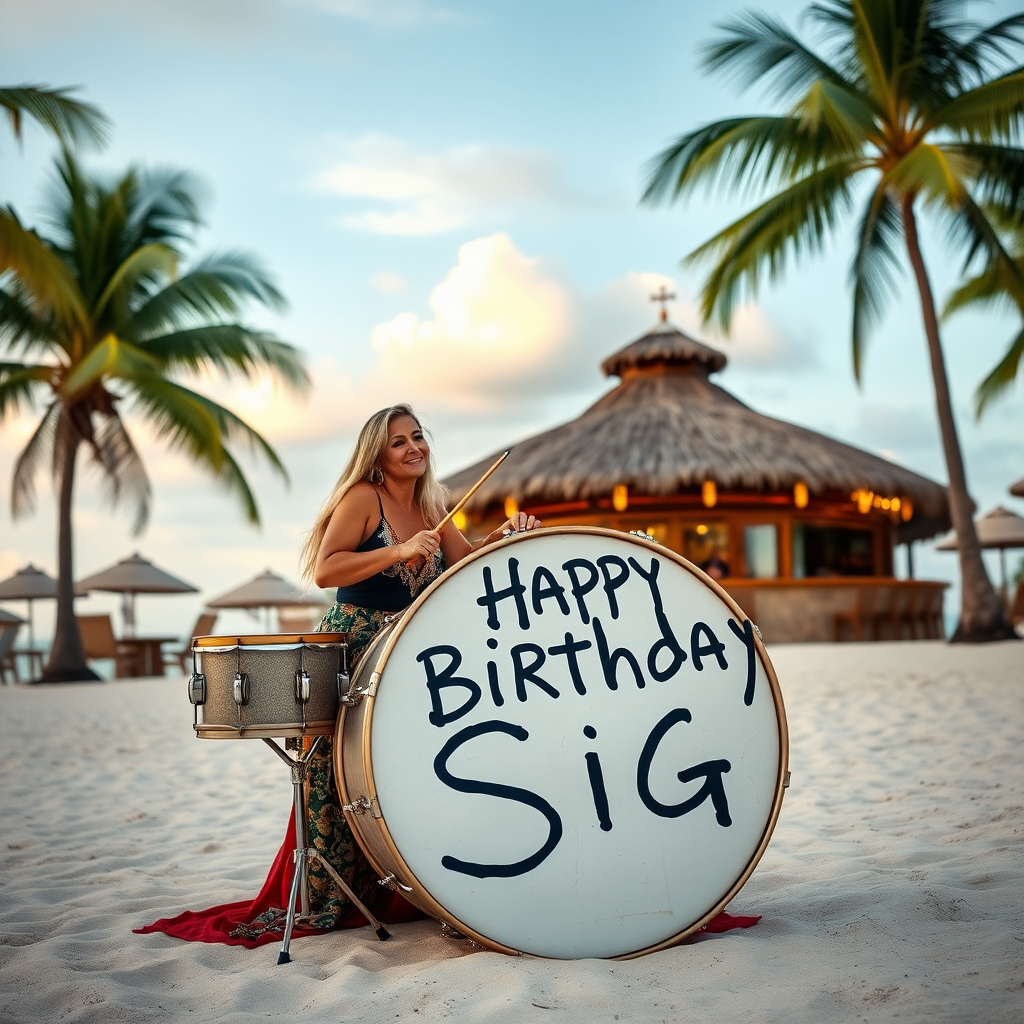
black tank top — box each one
[334,492,445,612]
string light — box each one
[504,496,519,519]
[793,481,809,509]
[851,488,910,517]
[702,480,717,508]
[612,484,629,512]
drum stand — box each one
[263,737,390,964]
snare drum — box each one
[335,527,788,959]
[190,633,348,739]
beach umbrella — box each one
[76,553,198,636]
[0,608,25,625]
[0,564,56,650]
[207,569,323,630]
[936,506,1024,599]
[1011,477,1024,498]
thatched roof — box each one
[445,322,950,532]
[1010,476,1024,498]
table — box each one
[115,637,178,678]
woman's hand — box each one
[396,529,441,563]
[503,511,541,534]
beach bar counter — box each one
[445,319,950,643]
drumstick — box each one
[436,450,511,533]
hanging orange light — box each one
[504,496,519,519]
[612,484,629,512]
[901,497,913,522]
[793,481,809,509]
[702,480,718,508]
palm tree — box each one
[1,83,110,149]
[0,151,309,681]
[945,215,1024,415]
[643,0,1022,642]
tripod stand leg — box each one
[277,849,306,965]
[308,850,390,941]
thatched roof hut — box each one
[446,321,949,539]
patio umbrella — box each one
[0,608,26,626]
[0,564,56,650]
[76,553,198,636]
[1011,477,1024,498]
[207,570,324,630]
[935,506,1024,599]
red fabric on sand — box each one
[136,821,759,949]
[134,820,420,948]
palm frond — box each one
[124,376,225,468]
[138,325,310,392]
[86,412,151,535]
[955,13,1024,77]
[0,285,53,355]
[0,85,110,148]
[130,168,207,251]
[210,444,260,525]
[974,324,1024,415]
[948,143,1024,224]
[126,376,286,522]
[850,184,903,380]
[179,387,289,481]
[0,362,53,419]
[684,158,866,328]
[10,400,60,518]
[127,251,287,336]
[887,143,972,204]
[92,242,178,325]
[643,115,859,205]
[60,334,162,400]
[935,190,1024,304]
[0,208,87,332]
[927,70,1024,140]
[702,10,852,99]
[945,257,1024,318]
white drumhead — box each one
[368,529,785,958]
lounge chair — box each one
[0,625,20,684]
[166,611,218,673]
[76,614,136,678]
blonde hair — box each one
[299,403,449,584]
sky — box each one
[1,0,1022,642]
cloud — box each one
[370,270,408,294]
[367,233,572,403]
[204,235,811,457]
[0,0,453,41]
[288,0,457,27]
[314,135,586,236]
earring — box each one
[370,466,384,485]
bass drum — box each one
[335,527,788,959]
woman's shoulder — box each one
[340,481,381,511]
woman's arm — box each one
[313,485,440,589]
[440,511,542,569]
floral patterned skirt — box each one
[230,602,394,939]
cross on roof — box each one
[650,285,676,322]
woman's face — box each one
[378,414,430,483]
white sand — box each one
[1,641,1021,1023]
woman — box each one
[234,403,538,940]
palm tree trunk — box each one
[41,434,100,682]
[900,197,1016,642]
